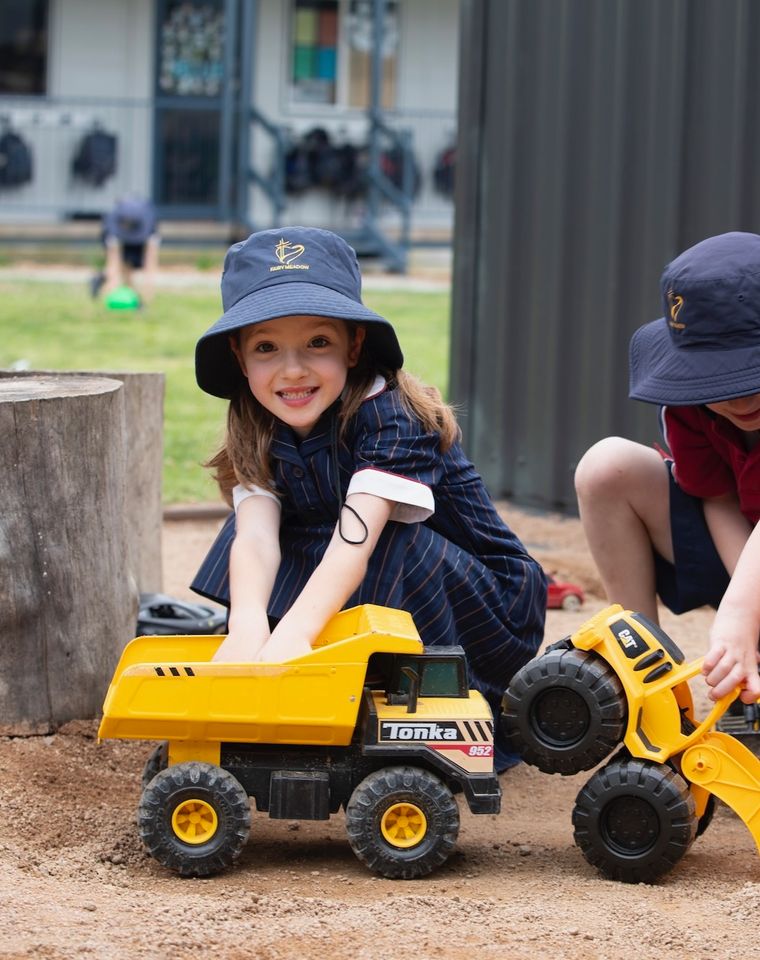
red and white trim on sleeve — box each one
[232,483,281,511]
[347,467,435,523]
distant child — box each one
[191,226,547,768]
[575,232,760,706]
[91,195,160,304]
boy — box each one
[575,231,760,706]
[91,195,160,304]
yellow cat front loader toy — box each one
[502,603,760,884]
[99,604,500,880]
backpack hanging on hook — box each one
[71,126,118,187]
[433,143,456,198]
[0,126,33,188]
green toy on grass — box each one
[105,285,141,311]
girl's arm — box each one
[212,495,282,662]
[257,492,394,662]
[702,497,760,703]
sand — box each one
[1,503,754,960]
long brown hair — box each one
[205,324,459,504]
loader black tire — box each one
[138,761,250,877]
[696,793,716,838]
[572,758,697,884]
[501,647,627,775]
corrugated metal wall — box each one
[450,0,760,511]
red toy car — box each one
[546,575,584,611]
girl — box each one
[191,226,547,768]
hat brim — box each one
[195,281,404,398]
[629,317,760,405]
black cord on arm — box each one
[330,414,368,545]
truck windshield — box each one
[396,657,465,697]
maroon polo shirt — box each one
[661,405,760,524]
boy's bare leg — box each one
[103,240,123,295]
[139,236,159,304]
[574,437,672,622]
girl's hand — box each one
[212,609,270,662]
[257,627,312,663]
[703,617,760,704]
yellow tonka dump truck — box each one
[501,603,760,884]
[99,604,500,880]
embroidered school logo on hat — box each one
[271,238,309,272]
[666,290,685,330]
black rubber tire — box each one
[345,766,459,879]
[696,793,716,838]
[141,742,168,790]
[572,758,697,884]
[561,594,582,612]
[138,761,251,877]
[666,758,716,840]
[501,647,627,775]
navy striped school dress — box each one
[192,381,547,763]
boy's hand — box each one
[703,621,760,704]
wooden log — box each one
[97,372,165,593]
[0,370,165,592]
[0,375,136,734]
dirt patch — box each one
[1,504,754,960]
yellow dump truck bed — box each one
[99,604,423,747]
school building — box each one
[0,0,460,267]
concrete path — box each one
[0,247,452,293]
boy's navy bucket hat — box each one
[107,196,157,244]
[195,226,403,398]
[629,231,760,406]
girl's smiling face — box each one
[232,314,365,437]
[706,392,760,432]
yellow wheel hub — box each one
[171,798,218,845]
[380,801,427,848]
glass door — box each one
[153,0,235,217]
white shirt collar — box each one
[363,374,387,401]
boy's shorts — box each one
[102,233,148,269]
[653,460,730,614]
[122,242,146,269]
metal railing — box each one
[0,93,456,256]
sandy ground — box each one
[2,503,757,960]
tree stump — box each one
[93,371,165,593]
[0,375,136,734]
[0,369,165,593]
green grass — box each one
[0,280,450,503]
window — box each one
[291,0,339,104]
[0,0,49,95]
[157,0,225,98]
[394,655,467,698]
[345,0,397,109]
[290,0,398,109]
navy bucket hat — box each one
[195,226,403,398]
[106,196,157,244]
[629,232,760,405]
